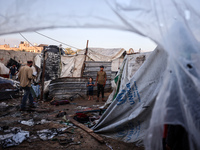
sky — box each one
[0,0,157,52]
[0,28,156,52]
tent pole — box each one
[81,40,89,77]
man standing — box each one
[18,61,35,111]
[9,64,18,80]
[95,65,107,102]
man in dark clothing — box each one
[95,65,107,102]
[9,64,18,80]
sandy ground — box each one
[0,92,144,150]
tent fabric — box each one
[84,48,126,72]
[0,62,9,74]
[103,52,151,107]
[1,0,200,149]
[94,48,168,144]
[61,54,85,77]
[86,48,125,62]
[34,54,85,78]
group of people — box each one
[87,65,107,102]
[12,60,106,111]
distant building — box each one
[0,41,45,53]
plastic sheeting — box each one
[86,48,126,72]
[1,0,200,149]
[94,48,167,144]
[0,62,9,74]
[61,54,85,77]
[103,52,151,107]
[86,48,125,62]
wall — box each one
[0,50,38,65]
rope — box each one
[19,32,41,52]
[34,31,80,50]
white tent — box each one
[1,1,200,149]
[103,51,151,107]
[94,48,167,144]
[82,48,126,72]
[0,62,9,74]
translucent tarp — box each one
[1,0,200,149]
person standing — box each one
[95,65,107,102]
[9,64,18,80]
[18,61,35,111]
[87,77,94,101]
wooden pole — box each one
[81,40,89,77]
[40,50,46,101]
[85,40,89,58]
[68,116,104,143]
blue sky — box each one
[0,28,156,52]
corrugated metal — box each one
[49,61,112,99]
[83,61,112,92]
[49,77,88,99]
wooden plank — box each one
[68,117,104,143]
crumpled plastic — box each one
[0,127,29,148]
[37,128,67,140]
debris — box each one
[20,119,34,126]
[73,113,89,124]
[106,142,114,150]
[0,127,29,148]
[65,141,81,148]
[0,102,8,107]
[37,128,67,140]
[50,100,70,106]
[76,106,89,110]
[36,119,51,125]
[56,111,67,118]
[76,108,106,114]
[69,117,104,144]
[59,138,73,145]
[20,119,51,126]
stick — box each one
[68,116,104,143]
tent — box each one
[0,62,9,75]
[103,51,151,107]
[93,47,167,144]
[85,48,126,72]
[1,1,200,149]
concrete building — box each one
[0,41,44,53]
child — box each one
[87,77,94,100]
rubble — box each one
[0,93,142,149]
[37,128,68,140]
[0,127,29,148]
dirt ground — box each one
[0,92,144,150]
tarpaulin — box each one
[94,48,168,145]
